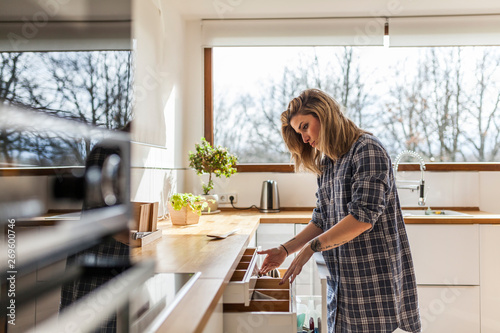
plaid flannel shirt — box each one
[311,134,421,333]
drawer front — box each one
[393,286,480,333]
[224,312,296,333]
[405,224,480,285]
[224,278,297,333]
[224,248,259,306]
[416,286,479,333]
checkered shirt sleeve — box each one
[310,134,421,333]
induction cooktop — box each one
[130,272,201,333]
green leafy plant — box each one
[188,138,238,195]
[169,193,213,216]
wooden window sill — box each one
[234,163,500,173]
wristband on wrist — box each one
[280,243,289,256]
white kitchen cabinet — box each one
[256,223,318,296]
[256,223,295,267]
[317,257,481,333]
[314,255,330,333]
[416,286,480,333]
[480,225,500,333]
[405,224,480,285]
[223,248,297,333]
[247,231,257,248]
[401,224,484,333]
[294,224,316,296]
[203,296,223,333]
[383,285,481,333]
[316,247,482,333]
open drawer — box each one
[223,248,260,306]
[223,278,297,333]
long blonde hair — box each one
[281,89,369,174]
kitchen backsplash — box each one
[182,170,499,213]
[3,167,497,217]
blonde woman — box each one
[258,89,421,333]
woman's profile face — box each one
[290,114,321,149]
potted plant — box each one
[188,138,238,212]
[168,193,211,225]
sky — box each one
[213,46,489,97]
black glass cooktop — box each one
[130,272,201,333]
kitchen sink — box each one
[402,209,472,217]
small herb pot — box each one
[201,194,219,213]
[168,203,200,225]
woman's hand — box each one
[280,243,314,285]
[257,246,287,276]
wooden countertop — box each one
[15,209,500,331]
[130,209,500,332]
[216,208,500,224]
[18,208,500,226]
[131,212,260,332]
[235,209,500,224]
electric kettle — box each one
[260,180,280,213]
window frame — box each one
[203,47,500,173]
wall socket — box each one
[219,193,238,204]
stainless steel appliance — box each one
[259,180,280,213]
[0,104,155,332]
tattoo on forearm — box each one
[322,244,334,250]
[310,239,348,252]
[332,240,348,247]
[310,239,322,252]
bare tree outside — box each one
[214,47,371,163]
[0,53,24,165]
[0,51,133,167]
[213,46,500,163]
[382,48,465,161]
[462,49,500,161]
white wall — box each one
[186,170,318,208]
[130,0,188,216]
[479,172,500,213]
[396,171,480,208]
[133,5,500,215]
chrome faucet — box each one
[393,150,426,206]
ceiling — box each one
[1,0,498,22]
[166,0,500,20]
[0,0,131,22]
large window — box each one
[212,46,500,165]
[0,51,133,166]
